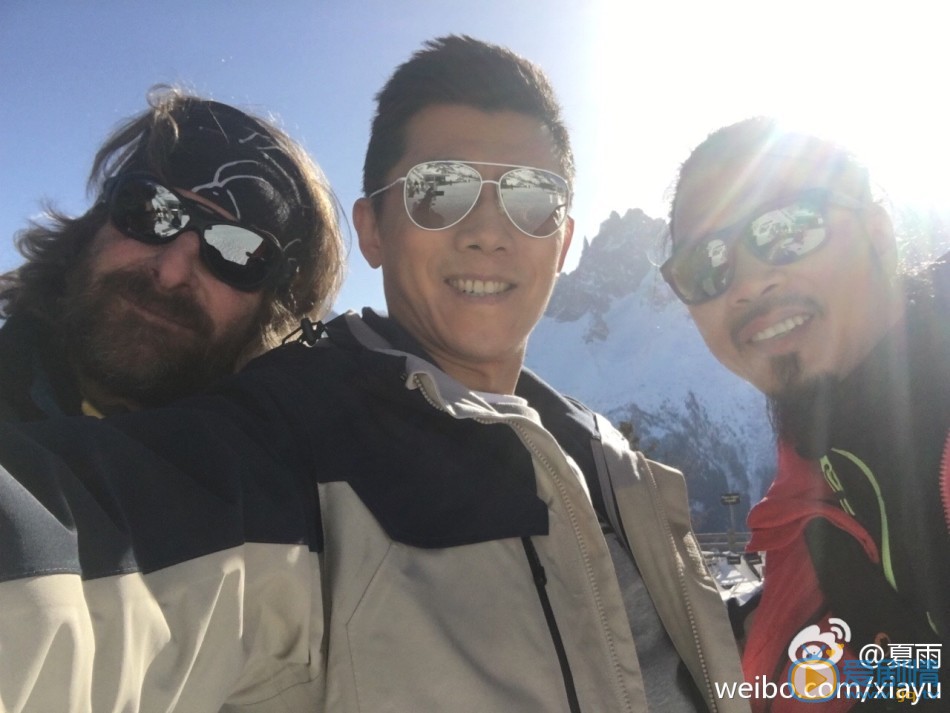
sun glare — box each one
[573,1,950,268]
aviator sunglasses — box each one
[661,188,865,305]
[369,160,571,238]
[103,173,285,291]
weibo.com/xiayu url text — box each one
[714,670,940,706]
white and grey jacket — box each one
[0,310,748,712]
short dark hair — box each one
[362,35,574,206]
[668,116,872,249]
[1,86,345,355]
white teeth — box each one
[449,278,511,296]
[751,315,809,342]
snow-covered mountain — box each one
[525,209,775,532]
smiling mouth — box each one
[447,278,514,296]
[750,314,811,343]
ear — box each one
[353,197,383,269]
[556,217,574,273]
[863,202,898,274]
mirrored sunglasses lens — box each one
[500,168,569,237]
[405,162,482,229]
[113,179,189,242]
[748,201,827,264]
[202,224,277,287]
[674,236,734,302]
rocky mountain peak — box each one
[546,209,667,325]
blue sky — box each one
[3,1,949,313]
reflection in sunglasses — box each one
[371,160,571,238]
[662,189,864,304]
[105,174,284,291]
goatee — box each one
[767,353,841,459]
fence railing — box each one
[694,531,752,551]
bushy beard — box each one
[62,265,260,410]
[767,353,841,459]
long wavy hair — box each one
[1,86,345,359]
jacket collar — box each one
[315,310,605,548]
[325,310,600,443]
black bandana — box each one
[124,100,309,249]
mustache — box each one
[729,293,823,347]
[94,269,215,335]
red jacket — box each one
[743,442,879,712]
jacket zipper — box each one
[512,422,635,713]
[635,455,718,712]
[523,537,582,713]
[940,429,950,535]
[410,375,625,711]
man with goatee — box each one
[663,117,950,710]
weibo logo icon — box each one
[787,618,851,701]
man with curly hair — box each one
[0,87,344,418]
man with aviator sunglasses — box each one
[0,37,746,712]
[0,87,344,419]
[665,117,950,711]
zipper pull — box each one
[282,318,326,347]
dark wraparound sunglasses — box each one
[661,188,865,305]
[369,160,571,238]
[103,173,285,291]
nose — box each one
[726,243,786,305]
[455,182,513,253]
[150,231,203,290]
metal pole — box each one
[728,502,737,552]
